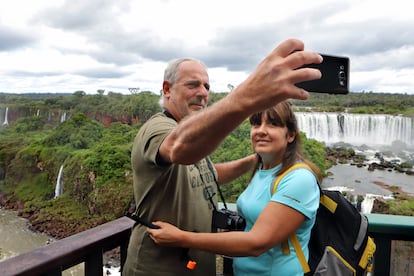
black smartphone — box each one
[296,54,350,94]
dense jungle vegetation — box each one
[1,91,414,235]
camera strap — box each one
[163,108,229,209]
[195,158,229,211]
[125,211,160,229]
[162,109,229,210]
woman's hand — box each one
[147,221,185,247]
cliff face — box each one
[91,112,139,126]
[0,107,138,128]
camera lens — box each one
[339,71,345,79]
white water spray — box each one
[325,186,393,214]
[54,165,64,198]
[2,107,9,126]
[360,194,376,214]
[297,112,414,147]
[60,112,66,123]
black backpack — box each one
[272,163,376,275]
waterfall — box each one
[325,186,393,214]
[296,112,414,147]
[2,107,9,126]
[360,194,376,214]
[54,165,64,198]
[60,112,66,123]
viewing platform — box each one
[1,213,414,276]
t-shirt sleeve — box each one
[271,168,319,219]
[140,116,176,166]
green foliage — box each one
[388,197,414,216]
[12,116,45,133]
[2,110,136,222]
[208,92,227,105]
[129,92,162,122]
[400,162,413,169]
[0,134,30,179]
[14,173,54,204]
[300,132,327,174]
[102,122,139,145]
[211,120,254,201]
[292,92,414,115]
[83,143,131,187]
[42,113,104,149]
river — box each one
[323,163,414,196]
[0,208,119,275]
[0,208,51,261]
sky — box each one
[1,0,414,95]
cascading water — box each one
[60,112,67,123]
[54,165,64,198]
[325,186,386,214]
[360,194,377,214]
[2,107,9,126]
[296,112,414,147]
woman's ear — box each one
[287,130,297,143]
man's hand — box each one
[231,38,323,114]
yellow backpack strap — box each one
[291,234,311,273]
[281,240,290,255]
[272,163,312,273]
[320,193,338,213]
[271,163,311,194]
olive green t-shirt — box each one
[123,112,217,276]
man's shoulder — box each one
[137,112,175,139]
[146,112,175,124]
[140,112,170,128]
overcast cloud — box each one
[0,0,413,94]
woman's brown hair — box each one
[249,101,323,183]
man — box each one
[123,38,322,275]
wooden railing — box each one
[0,216,134,276]
[1,214,414,276]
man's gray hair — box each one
[164,57,207,84]
[159,57,207,107]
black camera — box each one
[212,208,246,231]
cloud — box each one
[33,0,130,31]
[0,0,414,94]
[0,25,35,51]
[75,67,131,79]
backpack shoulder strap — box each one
[271,163,311,194]
[272,163,312,274]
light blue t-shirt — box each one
[233,164,320,276]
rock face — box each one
[371,198,390,213]
[0,193,103,239]
[0,106,140,130]
[326,146,414,176]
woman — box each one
[148,101,323,275]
